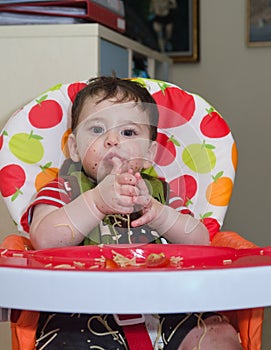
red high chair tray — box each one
[1,244,271,313]
[1,244,271,270]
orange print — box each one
[61,128,72,158]
[231,141,238,171]
[206,171,233,206]
[35,163,59,191]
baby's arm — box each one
[29,194,103,250]
[131,174,210,245]
[30,160,138,249]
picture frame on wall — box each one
[124,0,200,62]
[247,0,271,46]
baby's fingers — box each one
[110,157,123,175]
[135,175,150,196]
[120,184,140,197]
[131,208,155,227]
[117,172,137,186]
[133,194,151,207]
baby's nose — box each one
[105,132,119,147]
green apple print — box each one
[9,131,44,164]
[135,78,170,93]
[182,140,216,174]
[134,78,147,88]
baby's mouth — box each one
[104,153,124,163]
[102,154,144,173]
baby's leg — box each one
[178,315,243,350]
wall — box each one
[172,0,271,247]
[0,323,11,350]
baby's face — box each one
[68,97,157,181]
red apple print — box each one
[169,175,197,205]
[155,132,178,166]
[0,164,26,201]
[29,96,63,129]
[200,212,220,240]
[200,107,230,138]
[152,87,195,129]
[67,82,88,103]
[0,130,8,151]
[169,191,185,209]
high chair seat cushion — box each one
[0,78,236,239]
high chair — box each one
[0,78,264,350]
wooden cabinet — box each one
[0,23,172,126]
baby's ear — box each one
[68,133,80,162]
[143,141,157,168]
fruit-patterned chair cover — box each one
[0,78,263,350]
[0,78,235,239]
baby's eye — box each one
[121,128,137,137]
[90,126,104,134]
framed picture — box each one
[247,0,271,46]
[124,0,200,62]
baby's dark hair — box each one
[71,76,159,140]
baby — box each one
[25,77,242,349]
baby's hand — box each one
[131,173,163,227]
[93,157,139,215]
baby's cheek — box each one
[83,148,99,173]
[127,159,143,173]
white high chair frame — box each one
[1,261,271,315]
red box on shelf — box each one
[0,0,126,33]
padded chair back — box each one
[0,78,237,239]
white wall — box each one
[171,0,271,247]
